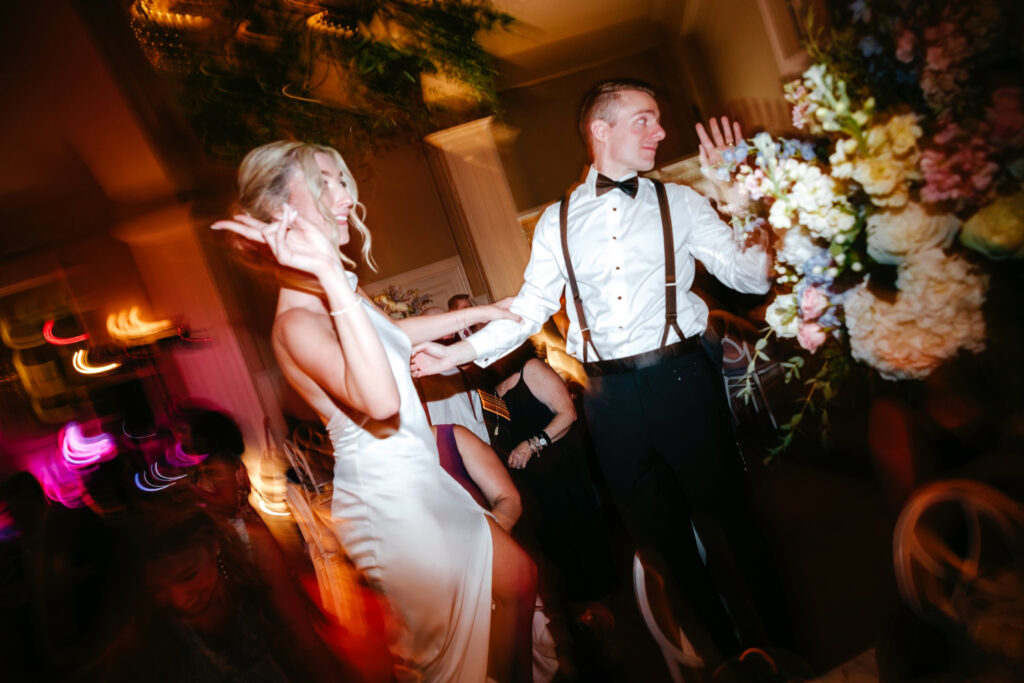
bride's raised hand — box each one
[214,205,342,279]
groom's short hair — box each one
[577,78,658,147]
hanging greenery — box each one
[128,0,513,163]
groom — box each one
[413,78,790,659]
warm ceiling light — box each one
[106,307,175,344]
[72,349,121,375]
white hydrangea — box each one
[844,248,988,380]
[776,225,819,270]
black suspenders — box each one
[654,180,686,349]
[558,178,682,364]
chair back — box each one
[633,552,705,683]
[894,478,1024,658]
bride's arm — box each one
[217,210,400,421]
[278,265,400,421]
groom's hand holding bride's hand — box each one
[411,341,467,377]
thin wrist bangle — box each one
[329,300,360,317]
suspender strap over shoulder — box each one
[652,179,685,349]
[559,178,685,365]
[560,190,602,363]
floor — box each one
[265,450,903,682]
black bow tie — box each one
[595,174,639,198]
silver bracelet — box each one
[329,300,360,317]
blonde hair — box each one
[237,141,377,271]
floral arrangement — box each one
[372,286,432,319]
[706,0,1023,452]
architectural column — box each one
[112,204,281,453]
[425,117,532,301]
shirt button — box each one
[612,208,617,212]
[612,236,617,240]
[615,266,621,270]
[617,296,622,300]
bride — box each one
[214,141,536,682]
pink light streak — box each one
[165,442,207,468]
[60,421,117,468]
[42,319,89,345]
[177,325,212,343]
[36,460,88,508]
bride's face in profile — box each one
[287,152,354,246]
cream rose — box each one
[866,201,961,265]
[765,293,799,338]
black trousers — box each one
[582,347,789,656]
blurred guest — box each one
[433,423,561,683]
[91,512,352,682]
[417,307,492,443]
[486,344,616,606]
[434,423,521,531]
[449,293,484,338]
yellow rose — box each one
[960,191,1024,259]
[853,154,903,199]
[885,114,923,156]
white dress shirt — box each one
[469,167,770,366]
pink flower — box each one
[925,46,950,72]
[986,87,1024,145]
[800,286,829,321]
[924,23,955,42]
[797,321,827,353]
[895,30,916,63]
[933,122,960,145]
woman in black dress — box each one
[486,346,615,605]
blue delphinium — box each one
[859,35,882,57]
[850,0,871,23]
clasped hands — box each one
[507,439,535,470]
[410,297,516,378]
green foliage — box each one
[131,0,513,163]
[734,329,849,461]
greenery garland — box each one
[129,0,513,163]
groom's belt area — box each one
[583,336,703,377]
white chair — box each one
[893,478,1024,658]
[633,552,705,683]
[282,438,367,634]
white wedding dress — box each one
[325,274,493,682]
